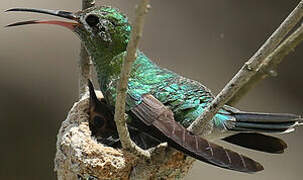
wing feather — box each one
[131,94,263,173]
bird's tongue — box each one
[35,20,78,30]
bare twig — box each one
[114,0,151,157]
[228,24,303,106]
[79,0,95,97]
[188,1,303,135]
[82,0,95,10]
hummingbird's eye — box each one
[85,14,100,27]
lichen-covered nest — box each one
[54,93,194,180]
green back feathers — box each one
[74,6,235,128]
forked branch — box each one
[228,24,303,105]
[188,1,303,135]
[114,0,152,158]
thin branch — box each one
[188,1,303,135]
[79,0,95,97]
[228,24,303,106]
[82,0,95,10]
[114,0,151,158]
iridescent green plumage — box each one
[71,6,231,131]
[6,5,303,173]
[71,6,302,139]
[102,51,230,129]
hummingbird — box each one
[6,6,303,173]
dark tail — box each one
[223,133,287,154]
[222,110,302,153]
[226,111,302,133]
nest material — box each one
[54,93,194,180]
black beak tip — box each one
[4,7,78,20]
[5,23,16,28]
[5,8,12,12]
[88,79,95,94]
[88,79,93,88]
[5,8,23,12]
[4,20,39,28]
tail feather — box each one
[236,121,296,129]
[223,133,287,154]
[234,112,301,123]
[225,111,302,134]
[230,127,295,134]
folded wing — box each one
[131,94,263,173]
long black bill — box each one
[6,8,77,20]
[5,8,79,29]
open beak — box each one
[5,8,79,30]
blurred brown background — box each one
[1,0,303,179]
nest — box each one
[54,93,194,180]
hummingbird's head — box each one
[75,6,131,57]
[6,6,132,58]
